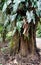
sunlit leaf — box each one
[26,11,35,23]
[7,0,11,5]
[6,27,16,37]
[0,25,3,32]
[4,16,9,27]
[12,27,16,36]
[13,0,25,3]
[10,14,17,22]
[2,2,7,12]
[13,3,19,13]
[16,21,23,32]
[6,31,12,37]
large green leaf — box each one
[37,1,41,17]
[0,25,3,33]
[0,11,6,23]
[4,15,9,27]
[14,0,25,3]
[2,0,12,12]
[6,27,16,37]
[13,3,19,13]
[10,14,17,22]
[16,21,23,32]
[2,2,7,12]
[6,0,11,5]
[26,11,35,24]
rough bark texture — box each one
[20,36,29,56]
[12,19,39,57]
[19,22,39,57]
[10,30,19,55]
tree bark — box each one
[20,35,29,56]
[19,22,37,56]
[12,20,39,57]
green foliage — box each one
[0,0,41,41]
[6,27,16,40]
[16,21,23,32]
[26,11,35,24]
[0,25,3,33]
[0,0,41,55]
[0,64,2,65]
[8,40,15,49]
[36,22,41,37]
[2,0,41,25]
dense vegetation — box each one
[36,22,41,37]
[0,0,41,65]
[0,0,41,56]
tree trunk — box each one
[12,20,39,57]
[19,22,37,56]
[20,36,29,56]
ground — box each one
[0,38,41,65]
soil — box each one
[0,38,41,65]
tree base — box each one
[15,52,40,65]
